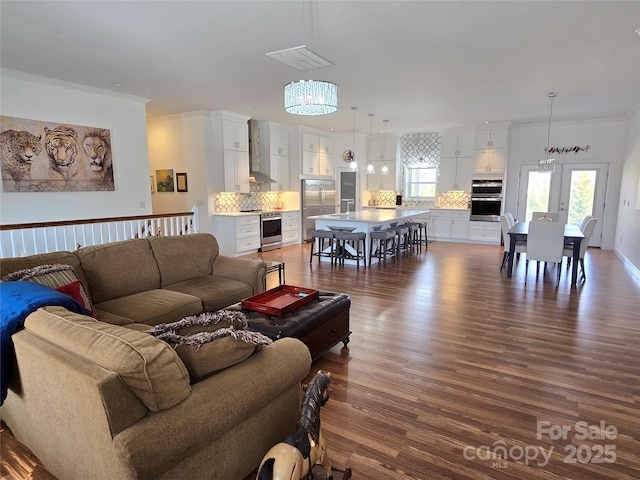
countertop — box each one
[212,209,299,217]
[309,209,430,224]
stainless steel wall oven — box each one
[470,179,503,222]
[260,211,282,251]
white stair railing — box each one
[0,207,198,258]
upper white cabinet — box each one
[366,133,397,191]
[222,118,249,152]
[439,130,474,191]
[474,127,508,174]
[441,130,475,158]
[212,111,251,193]
[259,122,290,191]
[367,161,397,191]
[302,131,333,176]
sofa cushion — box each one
[145,311,273,382]
[0,251,88,291]
[2,264,94,315]
[148,234,218,287]
[94,289,203,326]
[25,306,191,412]
[76,239,160,303]
[163,275,253,312]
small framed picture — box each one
[150,175,155,193]
[176,172,188,192]
[156,169,175,192]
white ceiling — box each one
[1,1,639,135]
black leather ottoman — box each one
[227,291,351,361]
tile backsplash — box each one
[437,191,471,209]
[215,184,282,212]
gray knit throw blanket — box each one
[146,310,273,350]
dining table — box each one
[507,222,585,285]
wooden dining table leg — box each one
[507,233,516,277]
[571,238,582,285]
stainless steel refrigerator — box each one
[301,179,336,242]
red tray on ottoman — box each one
[230,290,351,361]
[241,285,319,316]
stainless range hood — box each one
[248,119,275,184]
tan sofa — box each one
[0,233,312,480]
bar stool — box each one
[406,221,428,252]
[309,229,336,265]
[404,222,420,254]
[369,229,396,266]
[334,231,367,268]
[389,224,410,258]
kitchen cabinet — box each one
[302,132,333,176]
[281,211,300,245]
[441,130,475,158]
[211,111,251,193]
[367,161,397,191]
[474,127,508,174]
[429,209,470,241]
[222,118,249,152]
[223,150,250,193]
[366,133,397,191]
[212,214,260,256]
[468,221,501,244]
[439,130,474,191]
[259,122,290,191]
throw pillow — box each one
[2,264,95,317]
[146,310,273,382]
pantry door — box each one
[517,162,607,247]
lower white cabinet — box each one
[429,209,470,241]
[282,211,300,245]
[212,215,260,256]
[468,221,501,244]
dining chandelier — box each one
[538,92,557,174]
[284,80,337,115]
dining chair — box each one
[563,217,598,281]
[504,212,516,225]
[525,220,566,286]
[500,214,525,271]
[531,211,560,222]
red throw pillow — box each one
[55,281,97,319]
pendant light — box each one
[381,120,390,175]
[274,1,338,115]
[537,92,557,174]
[367,113,376,174]
[349,106,358,170]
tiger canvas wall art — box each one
[1,116,115,192]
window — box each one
[405,167,437,199]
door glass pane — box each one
[525,171,551,221]
[568,170,596,225]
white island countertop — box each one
[308,208,429,225]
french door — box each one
[516,163,608,247]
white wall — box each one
[505,118,628,250]
[0,70,152,224]
[614,104,640,272]
[147,111,211,223]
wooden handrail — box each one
[0,211,194,231]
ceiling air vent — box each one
[265,46,334,71]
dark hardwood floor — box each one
[3,241,639,479]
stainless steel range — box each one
[259,211,282,251]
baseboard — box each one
[614,248,640,281]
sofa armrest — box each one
[212,256,267,293]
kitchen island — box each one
[308,209,430,264]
